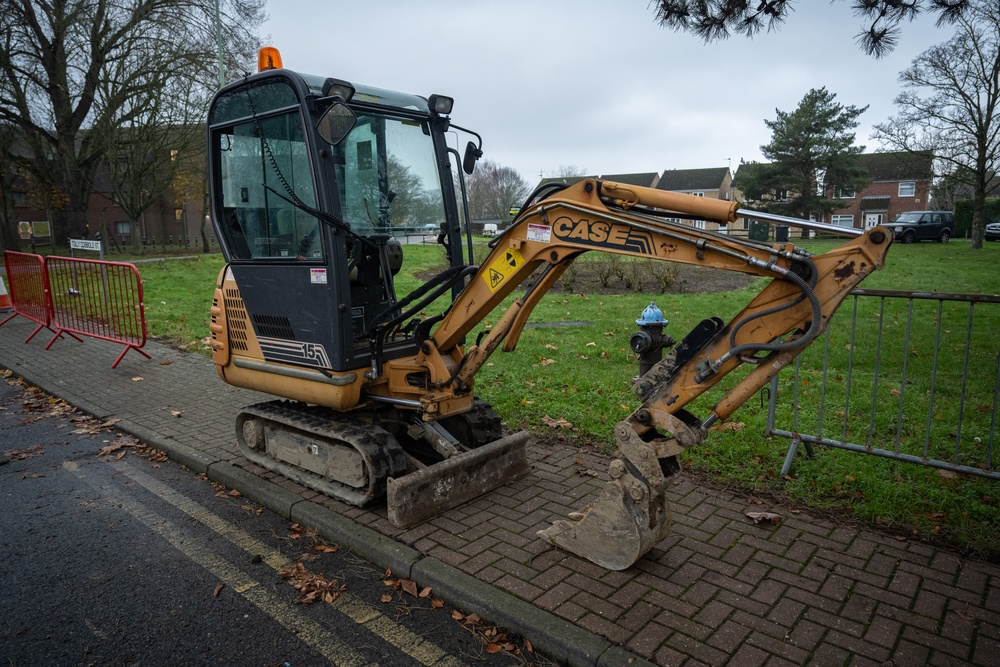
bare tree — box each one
[552,165,589,179]
[0,0,264,245]
[873,0,1000,248]
[467,160,530,224]
[100,53,209,249]
[652,0,970,57]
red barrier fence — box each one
[1,251,150,368]
[1,250,59,343]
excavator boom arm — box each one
[424,178,891,570]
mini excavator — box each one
[207,48,892,570]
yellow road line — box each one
[104,459,468,667]
[63,460,372,666]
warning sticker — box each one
[483,247,524,293]
[527,224,551,243]
[310,268,328,284]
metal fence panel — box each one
[768,289,999,480]
[1,250,53,342]
[44,256,150,368]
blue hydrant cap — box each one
[636,302,666,326]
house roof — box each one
[601,172,659,187]
[656,167,730,192]
[859,151,933,181]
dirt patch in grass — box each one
[418,261,757,295]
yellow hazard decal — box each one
[483,247,524,293]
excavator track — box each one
[235,400,408,507]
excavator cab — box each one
[208,67,467,373]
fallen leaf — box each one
[431,599,444,609]
[213,584,224,598]
[746,511,782,526]
[544,344,558,350]
[227,489,241,498]
[541,415,572,429]
[400,579,418,597]
[315,545,338,553]
[451,610,464,621]
[464,613,482,625]
[170,410,182,417]
[131,376,143,382]
[486,644,503,654]
[938,469,958,479]
[418,586,432,598]
[539,357,556,366]
[380,594,393,603]
[585,342,596,347]
[160,360,172,366]
[6,444,44,461]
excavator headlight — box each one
[257,46,283,72]
[322,78,355,102]
[428,94,454,115]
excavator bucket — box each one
[537,420,682,570]
[536,463,673,571]
[386,431,531,528]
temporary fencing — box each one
[1,250,62,343]
[1,250,150,368]
[767,288,999,481]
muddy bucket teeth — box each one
[386,431,531,528]
[537,468,672,571]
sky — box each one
[261,1,954,186]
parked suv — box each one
[986,221,1000,242]
[891,210,954,243]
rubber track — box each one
[236,400,408,507]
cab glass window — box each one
[333,114,445,237]
[215,111,321,260]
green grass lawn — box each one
[136,238,1000,556]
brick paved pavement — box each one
[2,314,999,666]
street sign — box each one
[70,239,103,252]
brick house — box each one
[828,151,934,231]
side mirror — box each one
[463,141,482,175]
[316,102,357,145]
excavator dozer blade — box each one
[537,472,672,571]
[386,431,531,528]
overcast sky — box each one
[261,1,953,186]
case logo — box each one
[552,216,654,255]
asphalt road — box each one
[0,375,533,667]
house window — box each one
[691,192,704,197]
[835,186,856,198]
[777,189,789,202]
[115,221,130,236]
[831,215,854,228]
[694,220,705,229]
[898,181,916,197]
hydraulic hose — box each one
[694,260,822,383]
